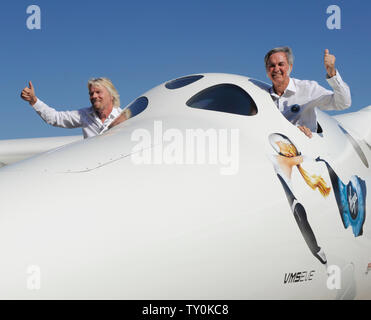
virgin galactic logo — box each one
[347,184,358,218]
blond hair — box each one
[88,77,120,108]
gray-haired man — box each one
[264,46,351,138]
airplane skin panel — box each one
[334,106,371,145]
[0,135,82,166]
[0,73,370,299]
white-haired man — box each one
[264,47,351,138]
[21,78,122,138]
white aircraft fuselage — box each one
[0,73,370,299]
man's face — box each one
[89,85,113,112]
[266,52,292,85]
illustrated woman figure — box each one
[269,133,331,264]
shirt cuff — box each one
[326,69,343,87]
[32,98,48,112]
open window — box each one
[186,84,258,116]
[108,96,149,130]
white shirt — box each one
[33,99,122,139]
[269,71,351,132]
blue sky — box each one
[1,0,370,139]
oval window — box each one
[108,96,149,130]
[165,75,204,89]
[186,84,258,116]
[125,96,149,118]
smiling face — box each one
[266,52,292,90]
[89,85,113,113]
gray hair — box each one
[88,77,121,108]
[264,46,294,69]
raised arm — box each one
[318,49,352,110]
[20,81,83,129]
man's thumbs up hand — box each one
[21,81,37,105]
[324,49,336,77]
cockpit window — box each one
[125,96,148,117]
[108,96,148,130]
[165,75,204,89]
[186,84,258,116]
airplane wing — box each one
[0,135,82,167]
[334,105,371,146]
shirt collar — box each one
[269,78,296,98]
[88,106,122,119]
